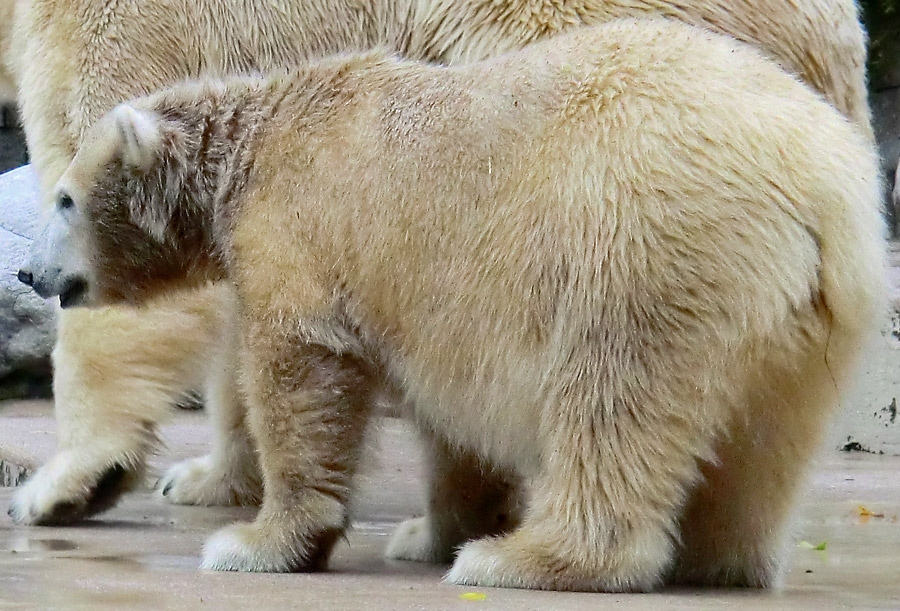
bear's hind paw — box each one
[385,516,455,564]
[446,534,665,592]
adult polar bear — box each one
[20,20,884,589]
[8,0,872,526]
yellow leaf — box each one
[459,592,487,601]
[856,505,884,518]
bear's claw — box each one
[156,454,261,506]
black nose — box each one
[17,269,33,287]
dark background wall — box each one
[858,1,900,233]
[0,107,27,174]
[862,0,900,92]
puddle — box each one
[5,537,78,553]
[352,521,394,536]
[136,553,199,572]
[35,587,160,608]
[81,554,143,566]
[33,538,78,551]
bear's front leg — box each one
[201,317,375,572]
[9,300,213,525]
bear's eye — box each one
[58,193,74,210]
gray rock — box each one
[0,164,55,397]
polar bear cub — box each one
[20,20,884,591]
[8,0,874,532]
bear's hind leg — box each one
[446,380,719,592]
[673,327,861,587]
[201,319,375,572]
[386,425,524,564]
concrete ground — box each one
[0,403,898,610]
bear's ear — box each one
[112,104,163,171]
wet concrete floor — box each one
[0,415,898,610]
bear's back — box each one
[358,18,878,236]
[233,19,881,370]
[243,19,878,280]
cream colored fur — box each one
[8,0,873,528]
[41,21,885,590]
[0,0,15,106]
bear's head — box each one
[19,103,223,308]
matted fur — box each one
[39,21,885,590]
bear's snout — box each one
[19,258,89,308]
[17,268,33,287]
[22,200,93,307]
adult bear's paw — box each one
[158,454,261,507]
[8,449,140,524]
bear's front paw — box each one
[200,520,342,573]
[158,455,261,507]
[201,523,292,572]
[8,450,138,525]
[385,516,454,564]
